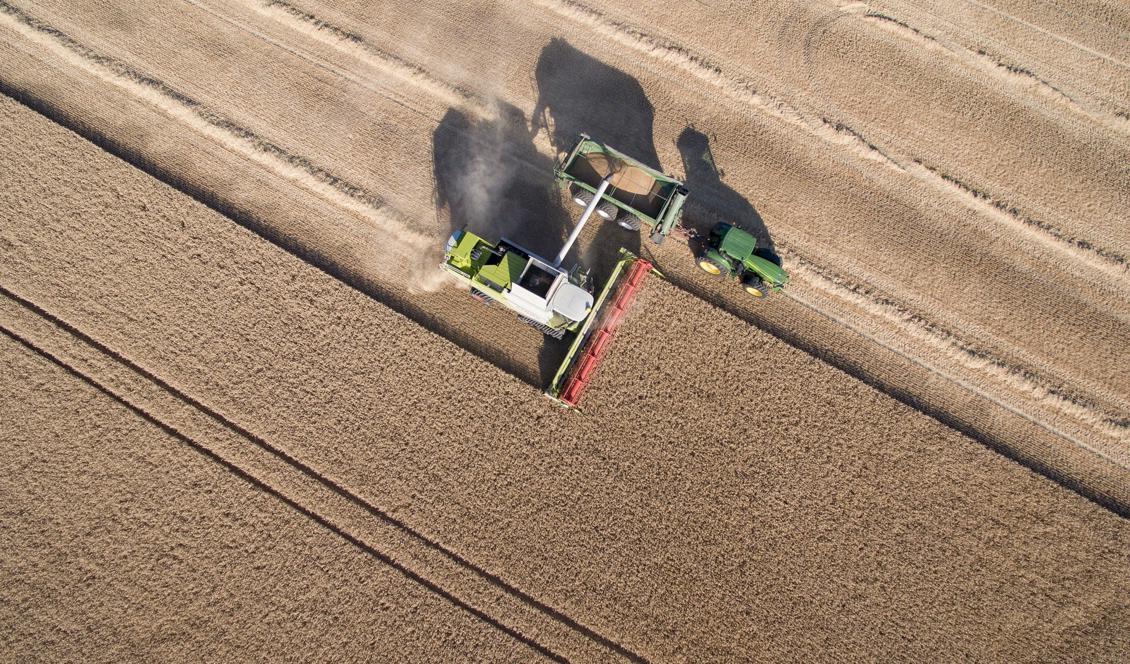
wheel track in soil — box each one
[957,0,1130,68]
[872,0,1130,129]
[2,0,1126,501]
[852,2,1130,125]
[235,0,1128,426]
[0,284,647,664]
[529,0,1129,276]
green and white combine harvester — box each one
[442,134,786,407]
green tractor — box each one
[696,222,788,298]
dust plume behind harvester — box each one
[441,133,786,407]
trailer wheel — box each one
[697,251,730,277]
[617,215,641,231]
[741,274,769,297]
[595,200,619,221]
[570,184,593,208]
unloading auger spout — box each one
[553,175,611,267]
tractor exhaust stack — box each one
[553,176,612,268]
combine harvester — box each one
[442,134,686,408]
[441,133,788,407]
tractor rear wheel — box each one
[741,274,769,297]
[570,184,593,208]
[595,200,619,221]
[617,215,641,231]
[697,251,730,277]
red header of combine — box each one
[559,258,653,406]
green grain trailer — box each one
[555,134,688,245]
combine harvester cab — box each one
[556,134,688,245]
[442,230,595,339]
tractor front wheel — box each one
[741,274,770,297]
[697,251,731,277]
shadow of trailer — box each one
[555,134,688,245]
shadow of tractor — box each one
[676,125,781,267]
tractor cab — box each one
[697,223,789,298]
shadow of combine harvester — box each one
[432,101,573,261]
[432,39,687,402]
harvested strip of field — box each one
[3,88,1128,661]
[0,337,542,662]
[547,0,1130,249]
[3,0,1126,504]
[868,0,1130,114]
[235,0,1130,431]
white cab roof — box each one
[549,282,594,322]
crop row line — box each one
[3,0,1123,509]
[0,285,646,663]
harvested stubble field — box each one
[1,0,1129,660]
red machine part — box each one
[559,258,653,406]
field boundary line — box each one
[784,282,1127,466]
[678,198,1130,440]
[787,254,1130,438]
[0,284,646,663]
